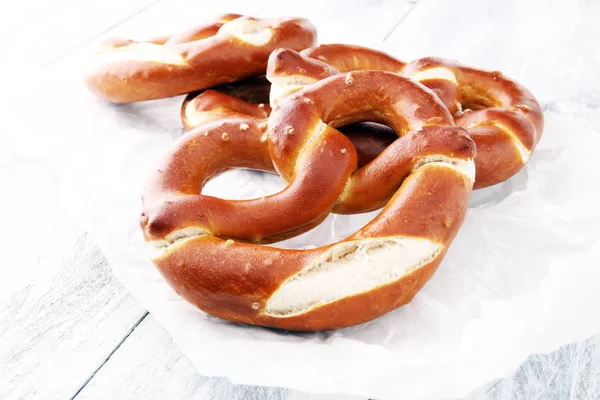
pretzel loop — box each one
[84,14,317,102]
[268,70,462,214]
[141,67,478,331]
[301,45,544,188]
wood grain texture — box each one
[0,228,146,400]
[0,142,146,400]
[470,334,600,399]
[75,314,367,400]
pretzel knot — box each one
[141,70,476,331]
[83,14,316,102]
[181,51,397,168]
[301,44,544,188]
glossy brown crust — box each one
[142,57,482,330]
[181,78,398,169]
[404,57,544,188]
[149,71,456,243]
[161,70,456,240]
[142,118,356,243]
[300,43,406,73]
[268,47,339,82]
[264,49,398,168]
[302,44,544,188]
[181,90,271,130]
[268,71,455,213]
[265,47,340,107]
[143,69,476,330]
[150,162,474,331]
[83,15,317,103]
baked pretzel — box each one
[301,44,544,188]
[266,48,398,168]
[181,47,338,128]
[181,53,397,168]
[83,14,317,103]
[301,43,406,73]
[141,70,476,330]
[181,88,271,129]
[403,57,543,187]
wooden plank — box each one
[75,314,367,400]
[0,0,167,398]
[0,225,146,400]
[469,333,600,399]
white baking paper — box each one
[8,27,600,400]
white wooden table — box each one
[2,0,599,399]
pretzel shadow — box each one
[206,316,337,341]
[469,165,530,208]
[99,96,187,141]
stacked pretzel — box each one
[84,14,543,331]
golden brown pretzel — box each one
[301,43,406,73]
[181,53,397,168]
[181,89,271,130]
[141,70,476,330]
[83,14,317,103]
[181,47,338,128]
[301,44,544,188]
[403,57,544,188]
[265,48,398,167]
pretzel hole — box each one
[318,107,405,169]
[203,170,285,200]
[338,122,398,168]
[213,75,271,104]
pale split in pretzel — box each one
[83,14,317,103]
[301,44,544,189]
[141,71,476,330]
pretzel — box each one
[301,44,544,188]
[301,43,406,73]
[181,48,338,128]
[181,88,271,129]
[181,53,397,168]
[83,14,317,103]
[141,70,476,330]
